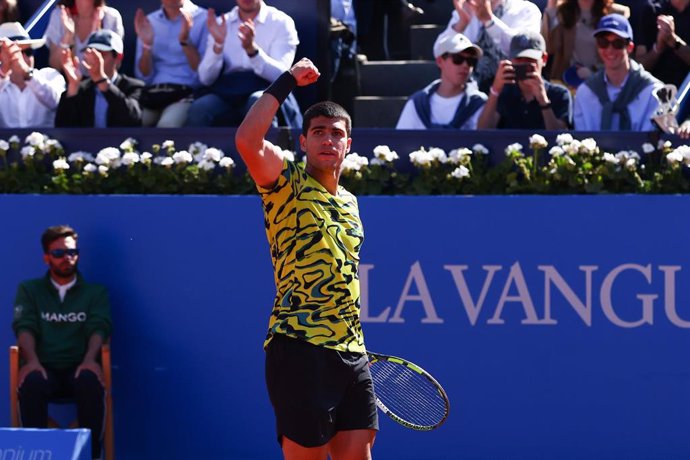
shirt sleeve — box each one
[27,68,66,110]
[395,99,424,129]
[44,8,63,47]
[12,283,39,338]
[250,15,299,82]
[197,31,224,86]
[549,85,573,126]
[85,285,112,341]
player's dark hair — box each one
[41,225,78,253]
[302,101,351,137]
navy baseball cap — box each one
[509,31,545,60]
[594,14,633,40]
[84,29,124,54]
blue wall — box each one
[1,195,690,459]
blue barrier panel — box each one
[0,428,90,460]
[1,195,690,459]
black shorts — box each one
[265,333,379,447]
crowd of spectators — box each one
[0,0,688,136]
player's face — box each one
[43,236,79,279]
[300,116,351,174]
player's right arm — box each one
[235,58,320,189]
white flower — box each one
[564,140,581,156]
[119,138,137,151]
[9,135,19,143]
[642,143,655,154]
[20,146,35,159]
[83,163,97,173]
[52,157,70,170]
[0,140,9,151]
[140,152,153,162]
[505,143,523,156]
[25,132,45,147]
[580,138,598,155]
[68,151,94,163]
[172,150,193,164]
[409,147,444,167]
[198,160,216,171]
[370,158,385,166]
[95,147,121,166]
[341,152,369,172]
[45,139,62,151]
[373,145,399,162]
[658,139,672,150]
[556,133,574,146]
[161,140,175,150]
[121,152,140,166]
[669,145,690,166]
[428,147,447,163]
[615,150,640,163]
[98,165,109,176]
[448,148,471,164]
[472,144,489,155]
[450,165,470,179]
[160,157,174,167]
[666,150,684,164]
[529,134,548,149]
[549,146,564,157]
[189,141,208,156]
[603,152,619,164]
[202,147,224,162]
[219,157,235,168]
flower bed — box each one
[1,132,689,194]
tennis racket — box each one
[368,351,450,431]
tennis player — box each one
[235,57,378,459]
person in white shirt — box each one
[573,14,662,131]
[396,32,487,130]
[185,0,299,126]
[444,0,541,92]
[0,22,65,128]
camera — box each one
[513,63,530,81]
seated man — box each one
[13,225,112,460]
[478,30,572,129]
[185,0,299,127]
[396,32,486,129]
[574,14,662,131]
[0,22,65,128]
[55,29,144,127]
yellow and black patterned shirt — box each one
[259,160,365,353]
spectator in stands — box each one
[541,0,629,86]
[478,30,572,129]
[134,0,208,127]
[396,32,487,129]
[677,70,690,138]
[44,0,124,73]
[0,0,19,24]
[444,0,541,93]
[635,0,690,88]
[55,29,144,127]
[574,14,661,130]
[185,0,299,127]
[13,225,112,460]
[0,23,65,128]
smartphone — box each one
[513,63,530,81]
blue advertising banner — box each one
[0,195,689,459]
[0,428,90,460]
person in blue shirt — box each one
[574,14,662,131]
[134,0,208,127]
[478,30,572,129]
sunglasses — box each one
[443,53,478,67]
[49,248,79,258]
[595,36,629,50]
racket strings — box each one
[370,360,447,427]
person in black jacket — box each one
[56,29,143,127]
